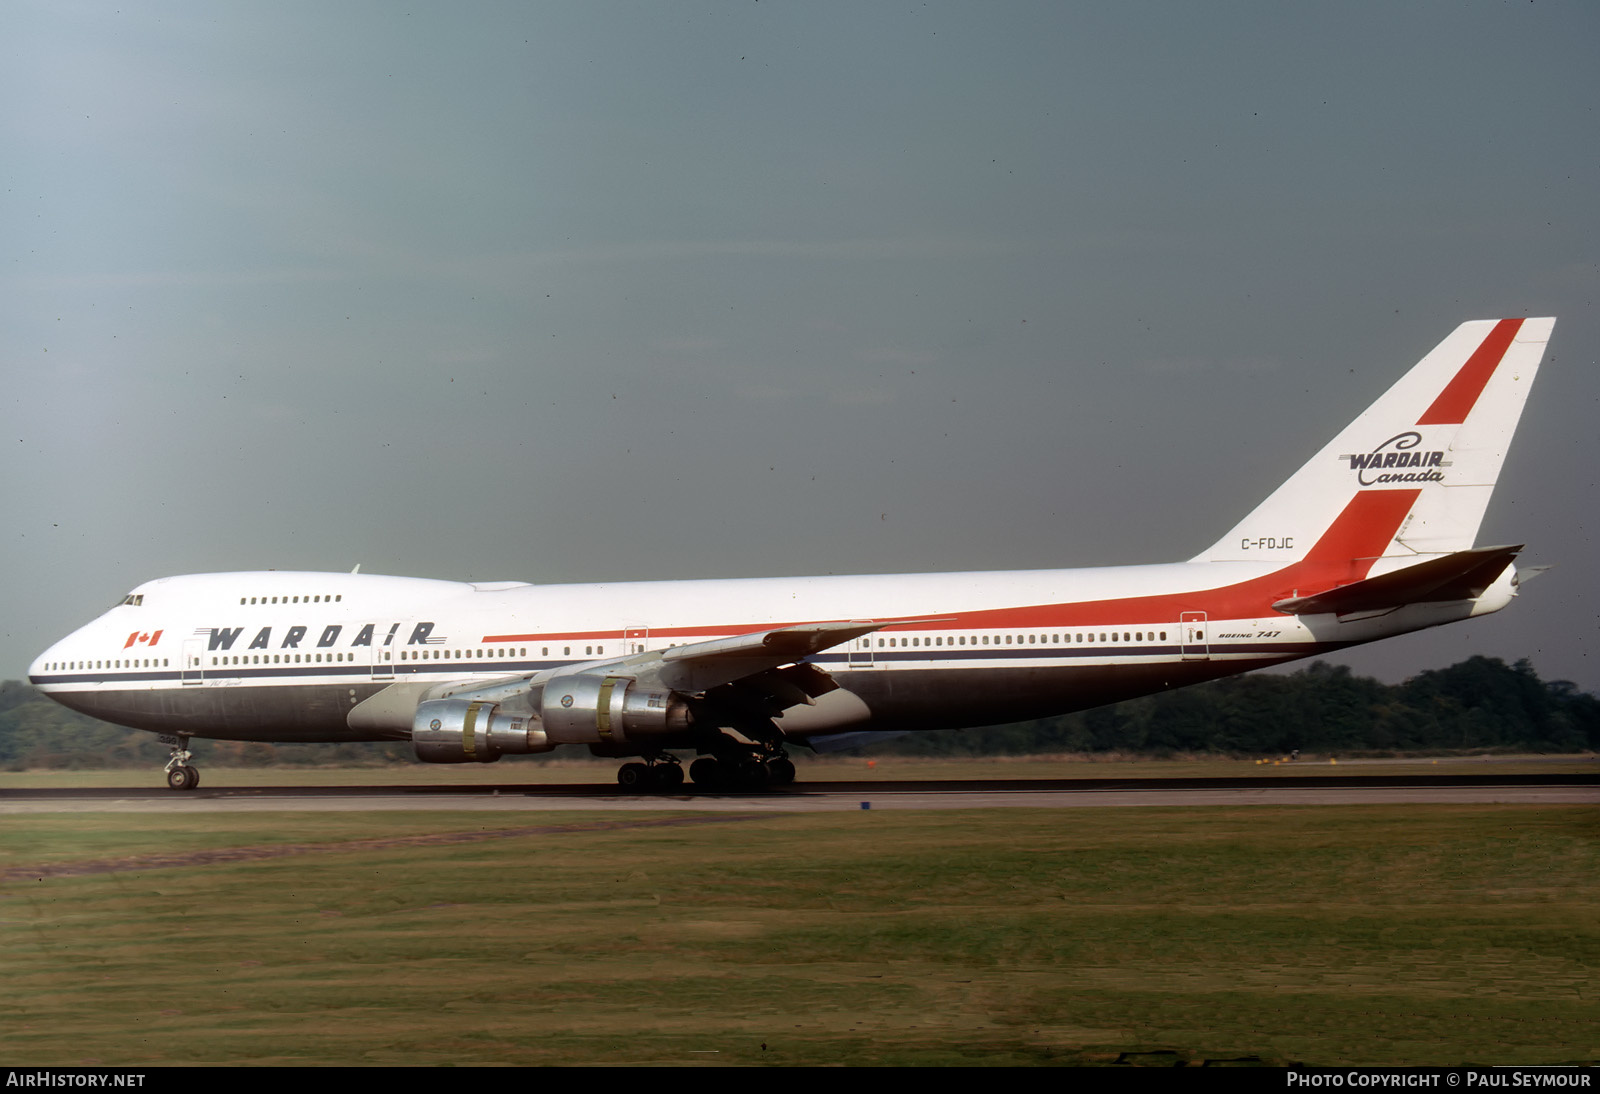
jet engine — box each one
[411,674,692,763]
[412,697,552,763]
[540,673,692,745]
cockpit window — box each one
[119,594,144,607]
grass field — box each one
[2,803,1595,1066]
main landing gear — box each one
[163,736,201,791]
[612,748,796,793]
[686,749,795,792]
[615,754,685,790]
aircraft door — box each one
[847,622,876,668]
[1180,612,1209,661]
[181,639,205,685]
[369,622,402,681]
[623,626,649,655]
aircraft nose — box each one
[29,634,73,684]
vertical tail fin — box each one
[1193,318,1554,564]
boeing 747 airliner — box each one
[29,318,1554,790]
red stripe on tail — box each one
[1303,489,1422,567]
[1416,318,1523,426]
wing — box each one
[646,619,884,691]
[356,619,895,757]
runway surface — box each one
[3,773,1594,813]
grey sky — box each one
[5,2,1597,691]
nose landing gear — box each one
[162,736,200,791]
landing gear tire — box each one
[736,760,770,790]
[162,736,197,792]
[617,762,651,789]
[651,763,685,790]
[767,757,795,786]
[689,757,722,790]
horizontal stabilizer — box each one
[1272,544,1522,616]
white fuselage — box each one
[28,558,1509,748]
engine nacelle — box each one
[541,674,692,745]
[412,697,553,764]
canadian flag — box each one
[124,630,164,649]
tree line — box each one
[868,657,1599,757]
[2,655,1595,769]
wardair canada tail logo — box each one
[1342,431,1447,486]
